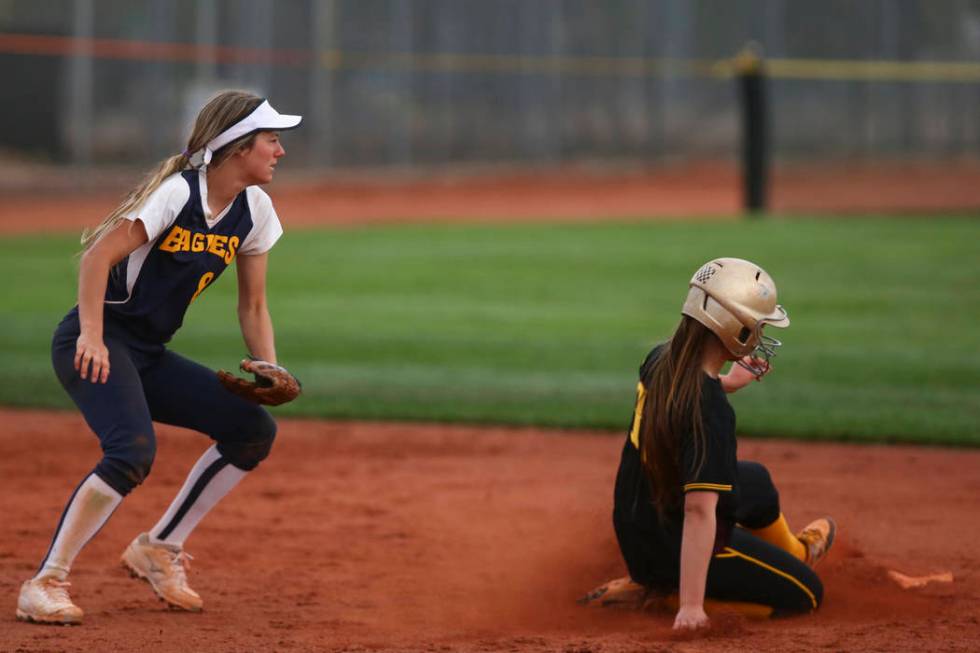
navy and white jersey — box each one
[104,169,282,343]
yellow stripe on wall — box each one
[766,57,980,82]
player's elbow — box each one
[683,491,718,520]
[237,296,268,320]
[79,245,111,274]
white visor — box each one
[199,100,302,166]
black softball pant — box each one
[616,461,822,615]
[704,461,823,614]
[51,308,277,496]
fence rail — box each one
[1,0,979,170]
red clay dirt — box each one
[2,166,979,651]
[1,160,979,235]
[1,408,978,653]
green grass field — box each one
[2,216,978,445]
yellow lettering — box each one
[158,225,185,252]
[208,234,228,258]
[191,271,215,303]
[191,232,206,252]
[175,228,191,252]
[224,236,239,265]
[162,228,237,262]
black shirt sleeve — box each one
[680,377,737,495]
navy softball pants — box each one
[51,308,277,497]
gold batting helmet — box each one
[681,258,789,369]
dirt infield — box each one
[2,160,979,235]
[1,408,978,653]
[2,166,978,651]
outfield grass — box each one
[2,216,978,445]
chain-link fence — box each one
[1,0,979,169]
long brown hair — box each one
[637,315,718,514]
[80,90,264,251]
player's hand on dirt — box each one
[721,356,769,392]
[217,358,302,406]
[672,604,710,631]
[75,333,110,383]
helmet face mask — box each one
[735,326,783,376]
[680,258,789,373]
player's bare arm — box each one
[236,252,276,363]
[675,490,718,631]
[75,219,149,383]
[719,355,772,393]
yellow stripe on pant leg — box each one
[718,546,818,610]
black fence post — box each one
[736,44,769,216]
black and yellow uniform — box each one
[612,346,822,614]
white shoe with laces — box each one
[121,532,203,612]
[16,574,84,625]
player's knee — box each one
[740,461,774,487]
[799,574,823,613]
[218,411,277,471]
[758,471,779,508]
[95,433,157,495]
[218,436,275,471]
[734,461,782,527]
[776,570,823,615]
[812,578,824,609]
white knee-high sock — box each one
[149,445,247,547]
[38,473,123,580]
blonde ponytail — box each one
[80,90,264,253]
[80,153,189,251]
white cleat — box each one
[121,533,203,612]
[16,575,84,625]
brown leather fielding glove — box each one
[217,359,302,406]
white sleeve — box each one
[239,187,284,255]
[125,174,190,242]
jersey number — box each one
[629,381,646,449]
[191,272,215,303]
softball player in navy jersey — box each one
[17,91,302,624]
[611,258,836,630]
